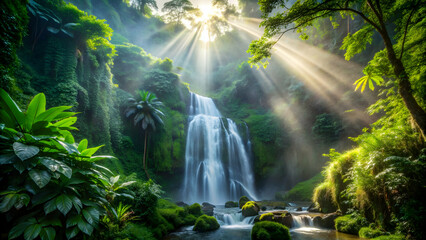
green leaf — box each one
[66,214,82,228]
[13,160,26,173]
[82,209,94,225]
[8,220,33,240]
[56,194,72,215]
[23,223,42,240]
[14,194,30,210]
[52,117,77,128]
[0,89,25,127]
[54,140,79,154]
[65,226,79,239]
[77,139,88,152]
[25,93,46,131]
[80,145,103,157]
[39,227,55,240]
[44,198,57,214]
[13,142,40,161]
[77,218,93,236]
[88,155,117,162]
[40,157,72,178]
[69,195,82,213]
[31,187,59,206]
[35,106,72,123]
[29,169,51,188]
[0,154,16,165]
[0,194,18,212]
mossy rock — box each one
[239,196,250,208]
[193,215,220,232]
[242,201,260,217]
[225,201,238,208]
[335,213,368,235]
[185,203,202,217]
[251,221,291,240]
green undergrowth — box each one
[276,173,323,201]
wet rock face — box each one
[202,202,216,216]
[313,212,341,229]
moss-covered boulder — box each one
[225,201,239,208]
[254,211,293,228]
[193,215,220,232]
[242,201,260,217]
[251,221,291,240]
[239,196,250,208]
[185,203,202,217]
[335,213,368,235]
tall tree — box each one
[248,0,426,137]
[130,0,158,15]
[161,0,195,25]
[125,91,164,179]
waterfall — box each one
[182,93,257,204]
[292,215,314,228]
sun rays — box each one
[148,12,374,129]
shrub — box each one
[193,215,220,232]
[251,221,291,240]
[371,235,406,240]
[359,226,387,238]
[335,213,369,235]
[185,203,202,217]
[313,181,338,213]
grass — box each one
[276,173,323,201]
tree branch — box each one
[400,0,421,60]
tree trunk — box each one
[143,131,151,179]
[379,29,426,138]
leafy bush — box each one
[312,181,338,213]
[359,226,387,238]
[251,221,290,240]
[185,203,202,217]
[335,213,369,235]
[371,235,406,240]
[129,179,163,219]
[193,215,220,232]
[0,90,117,239]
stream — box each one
[166,205,365,240]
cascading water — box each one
[182,93,257,204]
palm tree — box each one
[125,90,164,179]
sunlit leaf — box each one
[25,93,46,131]
[77,139,88,152]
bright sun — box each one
[197,5,222,42]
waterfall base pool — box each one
[166,206,366,240]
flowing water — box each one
[167,206,366,240]
[182,93,257,204]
